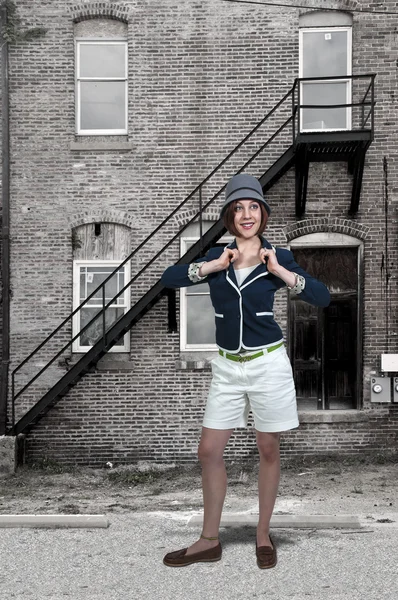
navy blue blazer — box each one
[161,237,330,353]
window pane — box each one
[104,273,125,304]
[86,268,113,303]
[186,282,210,295]
[80,272,86,299]
[80,267,126,305]
[302,30,348,77]
[302,82,348,129]
[80,81,126,130]
[79,44,126,78]
[79,307,125,347]
[186,295,216,345]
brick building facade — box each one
[1,0,398,465]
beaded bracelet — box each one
[188,262,207,283]
[287,272,305,295]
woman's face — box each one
[233,199,262,239]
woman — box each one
[161,173,330,569]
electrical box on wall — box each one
[370,376,391,403]
[393,377,398,403]
[380,354,398,372]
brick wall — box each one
[0,213,2,367]
[5,0,398,465]
[0,45,3,366]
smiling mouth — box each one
[241,222,255,229]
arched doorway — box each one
[289,234,363,410]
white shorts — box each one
[203,345,299,433]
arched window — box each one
[72,223,131,352]
[74,19,128,135]
[299,11,353,131]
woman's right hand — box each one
[199,248,239,276]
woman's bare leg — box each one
[185,426,233,555]
[256,431,281,548]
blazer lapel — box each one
[236,236,273,287]
[225,237,273,289]
[227,262,239,290]
[239,263,269,288]
[225,239,240,292]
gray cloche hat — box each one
[220,173,271,217]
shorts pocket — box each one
[281,350,293,372]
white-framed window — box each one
[76,40,128,135]
[180,228,232,351]
[72,260,131,352]
[299,27,352,131]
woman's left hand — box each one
[259,247,279,274]
[259,247,298,288]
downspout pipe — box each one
[0,3,10,435]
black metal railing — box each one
[293,74,375,136]
[10,74,376,430]
[10,82,297,428]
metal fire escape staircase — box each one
[9,75,375,436]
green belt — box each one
[219,341,284,363]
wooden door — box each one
[324,296,357,409]
[289,247,359,409]
[290,300,322,410]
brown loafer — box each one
[256,535,277,569]
[163,542,222,567]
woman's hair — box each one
[223,200,269,237]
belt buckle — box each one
[239,355,250,363]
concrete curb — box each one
[0,515,110,528]
[188,514,361,529]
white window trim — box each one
[75,39,128,136]
[180,234,233,352]
[299,27,352,132]
[72,260,131,353]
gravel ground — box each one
[1,455,397,518]
[0,454,397,600]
